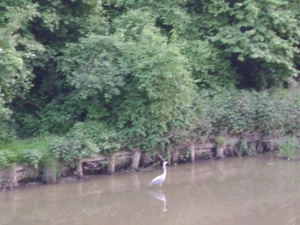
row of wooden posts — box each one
[2,138,269,188]
[0,138,271,189]
[77,143,216,177]
[0,143,220,189]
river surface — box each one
[1,154,300,225]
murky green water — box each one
[1,154,300,225]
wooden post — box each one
[216,147,224,159]
[131,149,141,170]
[11,164,18,187]
[190,143,195,163]
[76,159,83,177]
[107,153,116,174]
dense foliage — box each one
[1,0,300,171]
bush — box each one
[0,140,28,168]
[277,136,300,160]
[21,149,44,169]
[15,109,74,138]
[0,149,18,167]
[0,120,16,142]
[47,136,81,168]
[0,137,49,169]
[199,88,257,135]
[255,90,300,136]
[47,122,121,167]
[196,88,300,139]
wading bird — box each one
[148,161,168,187]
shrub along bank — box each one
[1,88,300,186]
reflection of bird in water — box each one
[149,191,167,212]
[148,161,168,187]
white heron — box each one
[148,161,168,187]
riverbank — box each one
[0,136,280,191]
[2,88,300,191]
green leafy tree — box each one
[60,10,195,152]
[0,2,43,102]
[10,0,107,137]
[106,0,237,88]
[0,1,45,140]
[210,0,300,89]
[110,10,194,151]
[61,35,127,103]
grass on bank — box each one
[0,138,48,168]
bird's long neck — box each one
[162,164,167,176]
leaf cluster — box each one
[276,136,300,160]
[47,121,120,166]
[200,88,300,137]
